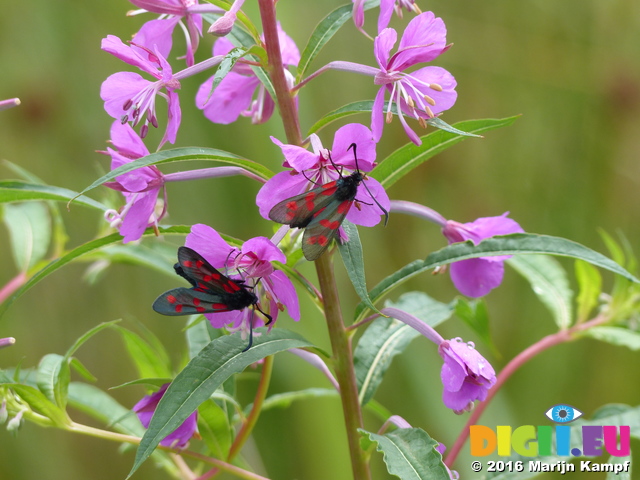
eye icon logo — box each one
[545,404,583,423]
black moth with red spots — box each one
[269,144,387,261]
[152,246,270,323]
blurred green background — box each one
[1,0,639,479]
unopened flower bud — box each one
[208,13,236,37]
[6,410,25,434]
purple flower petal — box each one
[109,121,149,159]
[205,309,243,329]
[256,170,310,220]
[132,17,180,60]
[374,28,397,69]
[196,71,259,124]
[346,177,390,227]
[119,189,159,243]
[265,270,300,321]
[277,23,300,67]
[371,87,387,143]
[101,35,160,78]
[100,72,151,119]
[449,258,505,298]
[404,66,458,116]
[160,89,181,148]
[186,223,235,267]
[331,123,376,171]
[377,0,395,33]
[271,137,319,172]
[392,12,447,71]
[241,237,286,264]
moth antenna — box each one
[348,143,389,225]
[347,142,361,173]
[301,168,321,186]
[327,151,344,178]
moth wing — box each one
[269,181,338,228]
[301,199,354,261]
[177,246,239,294]
[152,287,234,316]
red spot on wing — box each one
[321,182,337,196]
[286,201,298,211]
[203,275,212,282]
[196,306,205,313]
[229,281,241,292]
[337,200,352,214]
[183,260,193,268]
[318,235,329,246]
[223,284,234,293]
[212,272,221,280]
[167,295,177,304]
[193,298,201,306]
[319,219,340,230]
[175,305,183,313]
[196,260,204,269]
[305,192,316,212]
[212,303,228,309]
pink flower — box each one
[133,383,198,448]
[372,12,457,144]
[196,23,299,124]
[439,338,496,414]
[256,123,389,228]
[185,224,300,336]
[101,35,182,148]
[442,213,524,297]
[102,122,167,243]
[128,0,218,66]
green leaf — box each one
[72,148,274,202]
[307,101,380,136]
[338,220,380,314]
[306,101,481,137]
[296,3,355,82]
[360,428,450,480]
[128,328,313,478]
[354,233,639,322]
[0,225,190,316]
[575,259,602,322]
[0,383,70,427]
[185,315,221,360]
[115,326,173,379]
[111,378,173,390]
[508,255,574,330]
[371,116,520,189]
[3,202,51,272]
[36,354,69,410]
[205,47,251,102]
[197,399,232,459]
[454,298,498,355]
[66,320,121,359]
[355,292,454,405]
[0,180,107,211]
[584,326,640,351]
[67,382,144,436]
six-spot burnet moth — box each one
[152,246,272,351]
[268,143,389,261]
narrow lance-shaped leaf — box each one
[338,220,380,314]
[128,328,313,478]
[71,148,274,203]
[0,225,191,317]
[0,181,107,211]
[575,259,602,322]
[508,255,574,330]
[354,233,639,322]
[371,116,520,189]
[3,202,51,273]
[359,428,450,480]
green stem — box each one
[256,1,367,477]
[257,0,302,146]
[315,254,371,480]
